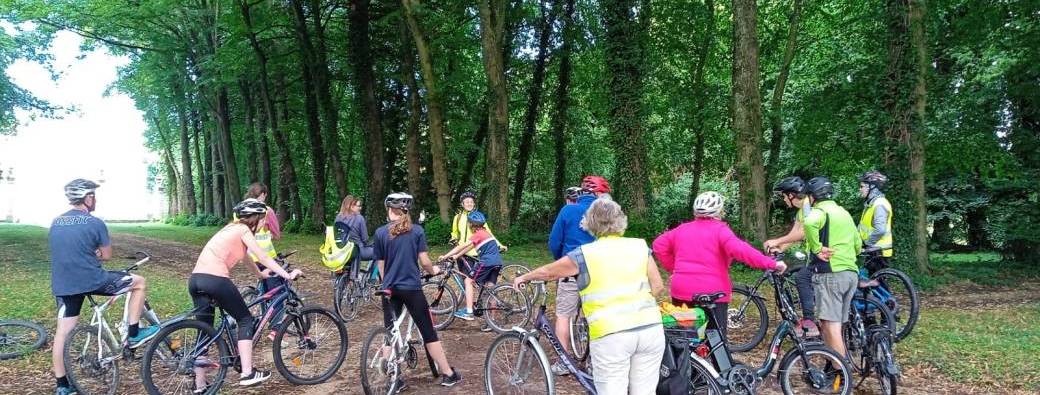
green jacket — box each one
[797,200,861,273]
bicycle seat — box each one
[694,292,726,305]
[374,289,392,297]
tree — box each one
[349,0,387,227]
[732,0,768,242]
[477,0,511,228]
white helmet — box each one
[693,191,725,218]
[65,179,100,203]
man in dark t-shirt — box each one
[49,179,158,395]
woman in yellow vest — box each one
[513,198,666,395]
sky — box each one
[0,25,162,225]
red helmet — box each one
[581,175,611,194]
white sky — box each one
[1,26,162,225]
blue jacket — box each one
[548,195,596,259]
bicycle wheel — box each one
[334,277,362,322]
[240,286,263,318]
[0,319,48,360]
[484,284,532,333]
[854,295,896,334]
[484,332,552,394]
[778,345,852,395]
[870,268,919,341]
[422,280,457,330]
[688,357,725,394]
[727,285,769,352]
[569,308,590,363]
[64,325,119,395]
[273,307,348,385]
[360,328,399,395]
[871,327,899,395]
[142,319,229,395]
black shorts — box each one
[470,265,502,286]
[56,271,134,319]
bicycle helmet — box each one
[693,191,725,218]
[581,175,611,194]
[859,170,888,189]
[467,210,487,225]
[65,178,100,203]
[773,176,806,195]
[564,186,582,201]
[384,192,414,210]
[459,190,477,202]
[233,198,268,217]
[806,177,834,200]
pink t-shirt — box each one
[193,224,250,278]
[652,218,777,303]
[265,208,281,240]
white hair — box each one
[580,197,628,237]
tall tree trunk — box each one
[907,0,930,273]
[193,108,211,215]
[307,0,348,198]
[276,73,305,223]
[456,111,489,201]
[255,82,273,198]
[154,116,181,216]
[550,0,576,209]
[510,0,557,221]
[210,121,227,218]
[290,0,328,229]
[686,0,717,213]
[350,0,388,228]
[402,0,453,222]
[174,80,197,215]
[732,0,768,242]
[240,0,302,224]
[964,207,991,250]
[402,22,425,206]
[214,87,241,201]
[478,0,511,228]
[765,0,804,183]
[239,78,259,183]
[602,0,650,218]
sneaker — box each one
[391,379,409,394]
[480,323,493,332]
[453,309,475,321]
[239,370,271,386]
[440,367,462,387]
[798,318,821,338]
[192,382,211,394]
[551,361,571,376]
[127,326,161,348]
[55,386,78,395]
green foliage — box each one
[421,216,451,245]
[282,219,301,234]
[191,213,223,227]
[986,177,1040,262]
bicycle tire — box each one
[422,280,458,330]
[273,306,348,384]
[871,268,919,341]
[334,277,362,322]
[778,345,853,395]
[727,285,769,352]
[141,319,229,395]
[64,324,119,395]
[360,328,398,395]
[872,329,899,395]
[484,332,553,395]
[687,356,725,394]
[569,308,590,363]
[0,319,48,360]
[485,284,532,333]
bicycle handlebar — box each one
[123,251,151,272]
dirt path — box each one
[9,232,1026,395]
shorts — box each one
[469,265,502,286]
[56,271,134,319]
[812,270,857,323]
[555,279,580,318]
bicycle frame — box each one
[80,255,161,362]
[182,282,295,368]
[377,293,440,378]
[509,281,596,393]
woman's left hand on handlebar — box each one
[773,262,788,273]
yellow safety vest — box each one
[859,196,893,257]
[577,236,660,340]
[232,212,278,262]
[451,211,495,257]
[319,226,355,272]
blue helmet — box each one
[467,210,487,225]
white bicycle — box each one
[359,290,440,395]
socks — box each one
[56,376,70,388]
[128,323,140,338]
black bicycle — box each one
[332,256,382,322]
[859,252,919,342]
[422,258,531,333]
[845,292,900,395]
[140,254,348,394]
[0,319,48,360]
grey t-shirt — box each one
[49,209,111,296]
[334,213,370,246]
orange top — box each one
[193,223,254,278]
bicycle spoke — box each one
[486,334,550,394]
[64,325,119,395]
[275,308,346,383]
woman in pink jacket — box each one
[652,191,786,339]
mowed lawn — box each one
[2,222,1038,392]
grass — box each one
[916,252,1038,291]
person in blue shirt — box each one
[545,175,611,375]
[49,179,159,395]
[439,211,505,322]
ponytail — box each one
[389,208,413,237]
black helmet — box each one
[773,176,806,195]
[65,178,100,203]
[564,187,581,201]
[233,198,268,217]
[859,171,888,189]
[385,192,414,210]
[806,177,834,200]
[459,190,477,202]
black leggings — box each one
[673,298,729,340]
[794,266,816,319]
[189,273,255,340]
[381,289,439,343]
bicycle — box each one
[0,319,48,360]
[141,257,347,394]
[422,258,532,333]
[859,252,919,341]
[569,298,590,364]
[332,253,382,322]
[845,290,900,395]
[63,252,164,395]
[484,280,595,394]
[359,289,440,395]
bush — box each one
[170,214,191,226]
[282,219,301,234]
[421,216,452,245]
[191,213,223,227]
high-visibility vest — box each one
[859,196,893,257]
[319,226,355,272]
[233,212,278,262]
[576,236,660,340]
[451,210,495,257]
